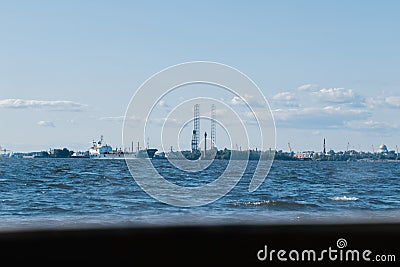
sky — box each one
[0,0,399,153]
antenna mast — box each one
[211,104,216,149]
[191,104,200,152]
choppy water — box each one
[1,158,399,230]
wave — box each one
[331,196,359,201]
[233,200,319,208]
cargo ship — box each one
[89,136,157,159]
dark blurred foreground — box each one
[0,223,398,266]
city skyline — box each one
[1,1,399,152]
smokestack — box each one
[204,132,207,156]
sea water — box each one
[0,159,399,230]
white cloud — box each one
[386,96,400,107]
[272,106,370,129]
[272,86,365,109]
[158,100,171,109]
[312,88,356,103]
[297,84,319,91]
[345,120,398,131]
[230,94,265,108]
[230,96,243,106]
[0,99,87,111]
[271,91,299,107]
[37,121,55,127]
[272,92,296,101]
[368,96,400,108]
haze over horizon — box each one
[1,1,399,153]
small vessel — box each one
[0,146,12,158]
[89,136,157,159]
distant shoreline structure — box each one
[2,146,399,162]
[2,136,399,161]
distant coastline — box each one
[2,146,399,162]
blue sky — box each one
[1,1,399,152]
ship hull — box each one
[90,149,158,159]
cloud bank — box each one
[367,96,400,108]
[269,84,399,132]
[312,88,356,103]
[0,99,87,111]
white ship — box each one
[89,136,157,159]
[0,146,12,158]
